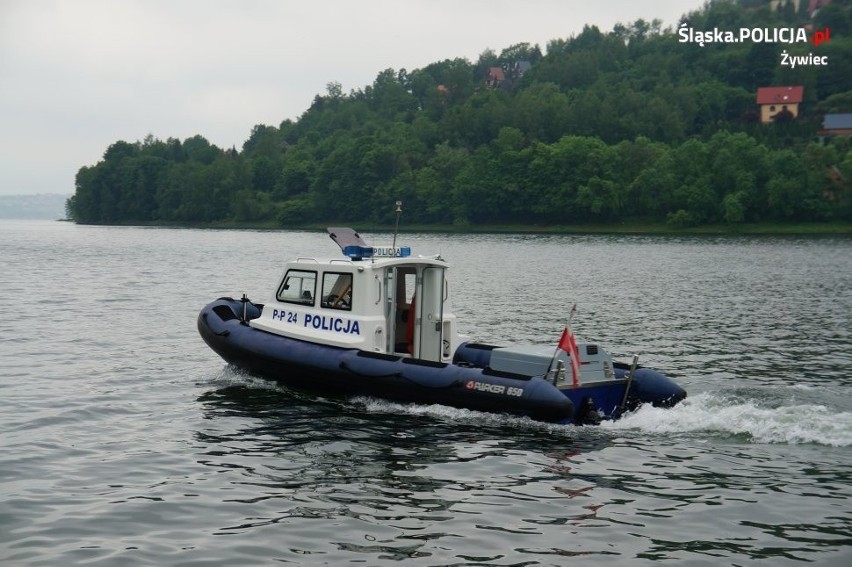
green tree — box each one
[183,135,219,165]
[251,156,280,193]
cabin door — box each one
[386,267,416,356]
[416,267,445,362]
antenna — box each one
[391,201,402,251]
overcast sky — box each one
[0,0,706,196]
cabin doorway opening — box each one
[386,266,445,361]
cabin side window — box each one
[277,269,317,305]
[321,272,353,311]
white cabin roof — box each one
[287,254,449,270]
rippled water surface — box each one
[1,220,851,566]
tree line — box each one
[67,0,852,228]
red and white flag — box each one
[557,325,581,387]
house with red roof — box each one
[485,67,506,89]
[756,86,804,123]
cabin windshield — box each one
[321,272,353,310]
[277,269,316,305]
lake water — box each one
[1,220,850,566]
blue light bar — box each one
[343,245,411,259]
[343,245,371,259]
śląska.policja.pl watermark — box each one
[678,24,832,68]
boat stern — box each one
[622,366,687,409]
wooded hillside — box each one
[67,0,852,228]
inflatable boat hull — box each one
[198,298,575,423]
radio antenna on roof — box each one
[391,201,403,252]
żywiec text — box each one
[780,51,828,68]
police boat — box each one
[197,227,686,425]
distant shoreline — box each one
[65,219,852,235]
[0,193,70,220]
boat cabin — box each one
[250,228,463,362]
